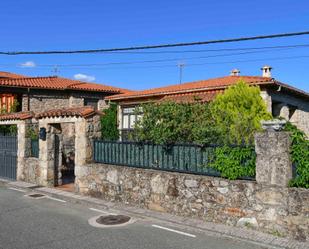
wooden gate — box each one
[0,134,17,180]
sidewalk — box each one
[2,179,309,249]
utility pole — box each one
[178,62,185,84]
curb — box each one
[1,179,308,249]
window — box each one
[122,115,129,129]
[0,94,18,113]
[121,106,143,141]
[84,98,98,110]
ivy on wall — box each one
[26,125,39,139]
[209,146,256,180]
[284,122,309,188]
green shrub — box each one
[26,126,39,139]
[284,122,309,188]
[133,101,219,145]
[211,80,272,145]
[209,146,256,180]
[0,100,19,135]
[131,81,271,180]
[101,103,119,141]
[0,125,17,135]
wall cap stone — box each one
[261,119,287,131]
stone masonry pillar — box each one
[279,105,290,120]
[74,115,101,192]
[16,121,26,181]
[255,130,292,187]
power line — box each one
[99,43,309,54]
[9,54,308,71]
[31,49,285,67]
[64,54,309,69]
[1,31,309,55]
[4,44,307,69]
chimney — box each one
[230,69,240,76]
[261,65,272,77]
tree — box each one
[211,80,272,145]
[133,101,218,145]
[100,103,119,140]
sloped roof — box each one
[35,106,100,119]
[0,71,28,79]
[0,111,33,121]
[0,72,129,94]
[107,76,273,100]
[107,75,309,101]
[0,107,101,121]
[160,90,224,103]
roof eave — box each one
[0,84,123,94]
[108,81,275,101]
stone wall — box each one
[260,90,272,113]
[22,91,110,113]
[268,89,309,137]
[20,132,40,184]
[76,163,309,241]
[255,131,292,186]
[22,93,70,113]
[23,157,40,184]
[69,92,109,110]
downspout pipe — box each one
[27,88,30,111]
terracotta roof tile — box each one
[35,106,101,119]
[0,111,33,121]
[160,90,223,103]
[67,81,129,93]
[107,76,273,100]
[0,73,129,94]
[0,71,28,79]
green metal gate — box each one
[0,134,17,180]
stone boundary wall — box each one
[22,157,40,184]
[76,163,309,241]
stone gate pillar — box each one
[16,121,27,181]
[255,121,292,187]
[74,114,101,192]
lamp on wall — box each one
[39,127,46,141]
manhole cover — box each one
[88,214,134,228]
[27,193,45,198]
[96,215,131,225]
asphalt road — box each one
[0,184,268,249]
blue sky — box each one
[0,0,309,92]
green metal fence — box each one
[93,140,255,178]
[30,139,39,158]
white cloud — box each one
[73,73,96,82]
[20,61,36,68]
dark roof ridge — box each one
[0,76,58,81]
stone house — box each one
[107,66,309,139]
[0,71,129,113]
[0,71,129,188]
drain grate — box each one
[96,215,131,225]
[27,193,45,198]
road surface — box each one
[0,184,268,249]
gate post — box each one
[16,121,27,181]
[74,114,101,192]
[254,121,292,187]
